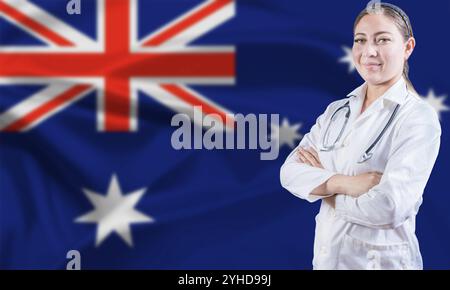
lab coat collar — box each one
[343,77,408,131]
[380,77,409,107]
[346,83,366,100]
[346,77,409,108]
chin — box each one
[361,71,387,85]
[362,76,381,85]
[366,77,384,85]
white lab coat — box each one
[280,77,441,270]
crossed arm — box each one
[296,146,382,199]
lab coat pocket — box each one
[337,234,411,270]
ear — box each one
[405,37,416,60]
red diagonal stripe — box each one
[161,84,235,128]
[144,0,232,46]
[3,84,91,132]
[0,1,74,46]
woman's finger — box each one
[297,151,312,166]
[299,148,318,167]
[309,149,324,168]
[296,151,304,163]
[305,147,324,168]
[308,147,320,161]
[297,149,311,165]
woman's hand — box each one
[297,146,324,169]
[311,171,383,199]
[342,172,383,198]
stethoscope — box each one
[320,99,400,163]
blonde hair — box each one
[354,2,418,95]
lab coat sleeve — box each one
[280,103,339,203]
[334,104,442,229]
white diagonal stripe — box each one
[136,81,233,131]
[1,0,98,49]
[0,83,94,131]
[139,0,235,48]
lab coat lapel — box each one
[338,85,366,141]
[344,77,408,135]
[352,97,384,128]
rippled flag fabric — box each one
[0,0,449,269]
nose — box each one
[362,42,378,58]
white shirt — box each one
[280,77,441,270]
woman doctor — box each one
[280,2,441,270]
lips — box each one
[363,63,382,70]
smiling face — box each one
[352,14,415,86]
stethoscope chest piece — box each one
[357,152,373,163]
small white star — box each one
[271,118,303,149]
[421,89,449,120]
[75,174,154,247]
[339,45,356,73]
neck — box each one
[366,75,403,103]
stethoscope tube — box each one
[320,100,400,164]
[357,103,400,163]
[320,101,351,152]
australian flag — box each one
[0,0,449,269]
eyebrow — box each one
[354,31,393,37]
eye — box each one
[377,38,391,44]
[354,38,366,44]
